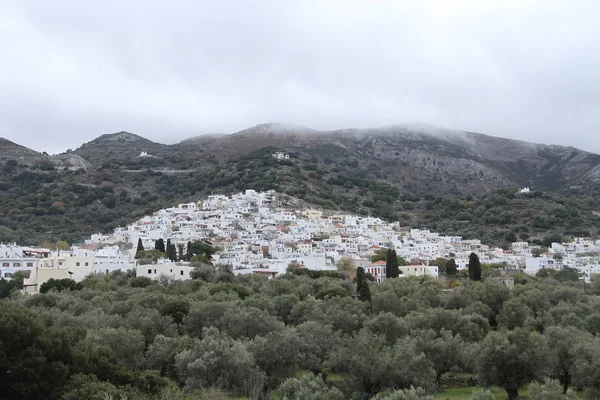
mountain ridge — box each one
[1,122,599,246]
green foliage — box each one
[136,239,144,254]
[0,277,20,298]
[40,278,83,293]
[468,253,482,281]
[154,239,165,253]
[187,241,216,261]
[292,267,345,280]
[278,373,345,400]
[0,305,77,400]
[129,276,154,288]
[386,248,400,278]
[469,389,495,400]
[175,327,265,396]
[477,328,551,400]
[356,267,372,305]
[1,258,600,399]
[208,282,252,299]
[374,386,434,400]
[331,329,436,396]
[528,378,577,400]
[554,267,581,282]
[134,249,166,263]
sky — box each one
[1,0,599,154]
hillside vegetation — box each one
[1,267,600,399]
[1,125,600,246]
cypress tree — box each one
[356,267,372,305]
[178,245,184,261]
[385,248,392,278]
[186,241,193,260]
[166,239,177,262]
[390,249,399,278]
[468,252,482,281]
[446,258,458,277]
[155,238,166,253]
[136,238,144,255]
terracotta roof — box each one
[369,260,387,266]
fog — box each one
[1,0,599,153]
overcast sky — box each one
[1,0,599,154]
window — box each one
[27,262,33,267]
[76,262,80,266]
[153,269,157,274]
[85,262,89,266]
[2,263,8,267]
[147,269,152,274]
[13,263,20,267]
[5,273,12,278]
[180,270,184,276]
[58,262,63,266]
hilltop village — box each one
[1,189,600,292]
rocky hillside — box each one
[190,123,600,194]
[1,123,599,245]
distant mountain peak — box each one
[90,131,149,144]
[231,122,315,136]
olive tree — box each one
[277,373,344,400]
[477,328,551,400]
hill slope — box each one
[0,124,599,246]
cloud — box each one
[0,0,599,153]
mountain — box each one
[74,131,170,165]
[190,123,600,193]
[0,137,41,158]
[1,124,599,246]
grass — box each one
[435,386,529,399]
[435,386,585,399]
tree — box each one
[249,329,304,389]
[188,241,216,261]
[468,253,482,281]
[60,373,123,400]
[160,299,190,326]
[154,238,165,253]
[443,259,457,277]
[470,389,495,400]
[413,329,468,383]
[278,373,344,400]
[331,329,436,397]
[477,328,551,400]
[574,336,600,399]
[554,267,580,282]
[356,267,372,305]
[175,327,265,396]
[372,248,390,263]
[186,241,192,260]
[165,239,177,262]
[145,335,194,378]
[0,305,77,400]
[81,327,146,371]
[545,325,593,393]
[528,378,577,400]
[374,386,434,400]
[39,278,83,293]
[337,257,357,280]
[386,248,400,278]
[136,238,144,255]
[0,278,18,299]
